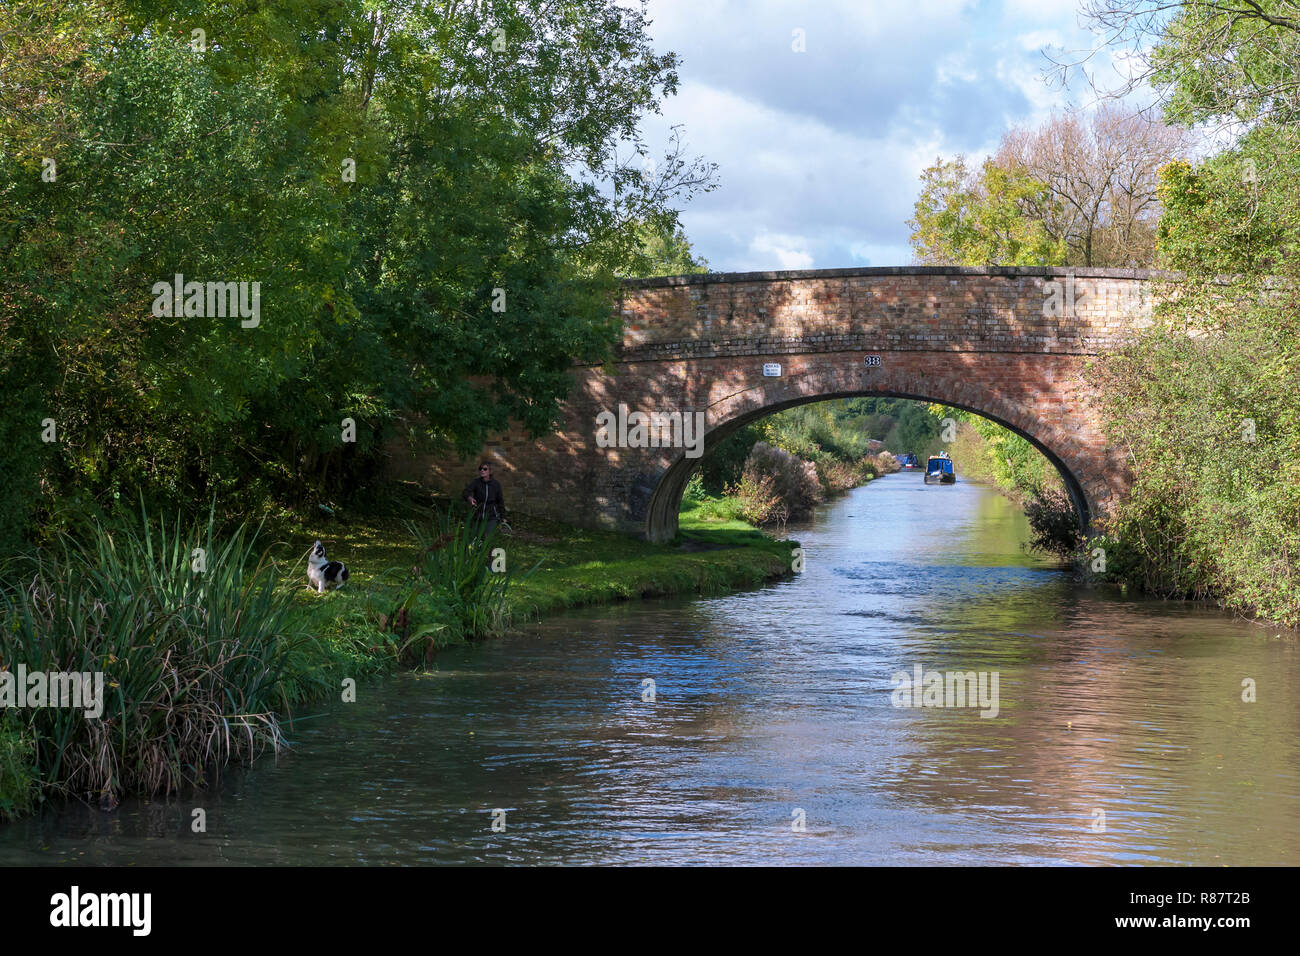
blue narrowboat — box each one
[924,453,956,484]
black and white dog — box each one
[307,540,349,593]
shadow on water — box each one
[2,473,1298,865]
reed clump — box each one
[371,508,536,665]
[0,507,308,804]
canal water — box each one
[2,473,1298,865]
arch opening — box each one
[646,389,1092,543]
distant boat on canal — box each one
[896,453,921,470]
[924,452,956,484]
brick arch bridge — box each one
[417,266,1159,542]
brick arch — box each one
[645,360,1098,543]
[407,267,1149,541]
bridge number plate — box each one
[864,355,882,367]
[762,363,782,377]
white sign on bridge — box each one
[762,363,782,377]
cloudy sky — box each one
[630,0,1134,271]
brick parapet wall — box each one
[613,268,1164,362]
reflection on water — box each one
[2,474,1298,865]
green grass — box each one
[678,495,780,539]
[276,503,796,643]
[503,509,796,620]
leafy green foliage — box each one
[1085,13,1300,625]
[1091,296,1300,623]
[765,402,875,463]
[390,508,537,662]
[842,397,943,459]
[933,405,1062,500]
[697,423,767,495]
[1151,1,1300,130]
[693,400,891,515]
[682,472,708,503]
[908,155,1066,266]
[723,472,788,527]
[1156,130,1300,274]
[631,220,709,277]
[0,0,712,542]
[1022,486,1084,561]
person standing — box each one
[461,461,506,538]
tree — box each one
[843,398,943,457]
[995,106,1187,266]
[1067,1,1300,624]
[907,157,983,265]
[0,0,717,538]
[908,156,1063,266]
[1057,1,1300,132]
[966,161,1069,266]
[631,219,709,277]
[910,107,1186,268]
[1156,131,1300,274]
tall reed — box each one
[0,506,308,802]
[380,509,535,662]
[0,717,36,820]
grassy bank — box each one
[507,509,796,619]
[0,504,795,819]
[281,505,796,663]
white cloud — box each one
[1017,29,1065,52]
[628,0,1129,270]
[849,241,914,266]
[639,80,929,270]
[1001,0,1083,24]
[750,231,815,269]
[935,51,980,87]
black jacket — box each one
[461,476,506,521]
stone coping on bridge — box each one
[620,265,1177,289]
[609,265,1168,362]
